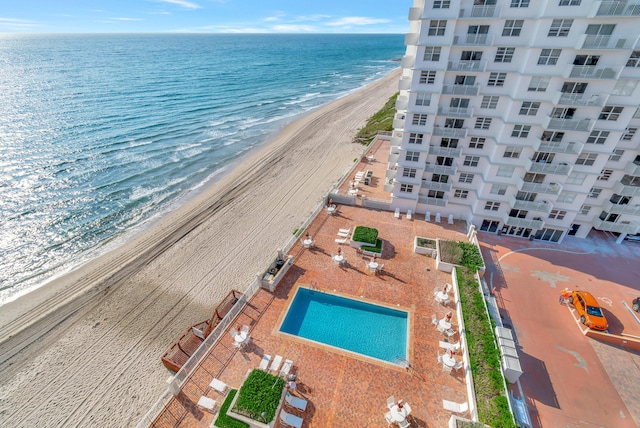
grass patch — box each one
[457,267,515,428]
[354,92,399,144]
[214,389,249,428]
[438,241,484,270]
[416,237,437,249]
[232,369,284,424]
[352,226,379,245]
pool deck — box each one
[151,204,470,427]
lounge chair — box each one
[425,211,431,222]
[279,410,304,428]
[387,395,395,410]
[448,214,454,224]
[279,359,293,377]
[384,411,394,425]
[394,208,400,218]
[197,396,216,413]
[270,355,283,373]
[399,419,411,428]
[210,378,227,394]
[284,391,308,411]
[432,314,438,326]
[335,237,348,244]
[337,231,350,237]
[443,400,469,414]
[407,209,412,219]
[259,354,271,370]
[435,213,441,223]
[338,228,351,234]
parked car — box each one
[569,291,608,331]
[633,297,640,313]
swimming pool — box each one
[280,287,408,363]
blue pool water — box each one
[280,288,408,363]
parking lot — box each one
[479,231,640,428]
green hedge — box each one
[439,241,483,271]
[354,92,399,144]
[214,390,249,428]
[361,239,383,254]
[352,226,378,245]
[232,369,284,423]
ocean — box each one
[0,33,404,305]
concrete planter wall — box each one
[226,369,286,428]
[414,236,437,257]
[261,252,294,292]
[448,415,490,428]
[435,239,458,273]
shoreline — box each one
[0,68,401,427]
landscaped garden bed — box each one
[350,226,383,256]
[225,369,285,427]
[414,236,437,257]
[436,240,484,274]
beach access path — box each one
[0,68,401,427]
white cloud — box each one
[326,17,390,27]
[158,0,201,10]
[294,14,332,22]
[112,17,144,21]
[0,17,39,31]
[271,24,316,32]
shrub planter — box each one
[436,239,459,273]
[349,225,379,250]
[414,236,437,257]
[226,369,286,427]
[436,239,485,274]
[261,251,294,292]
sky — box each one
[0,0,413,33]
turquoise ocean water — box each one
[0,34,404,305]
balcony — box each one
[408,6,424,20]
[398,77,411,91]
[388,152,400,165]
[518,179,563,195]
[578,34,639,50]
[441,84,480,96]
[503,213,545,230]
[401,55,415,69]
[393,113,406,130]
[613,181,640,196]
[405,33,419,46]
[595,1,640,16]
[538,140,584,155]
[425,162,458,175]
[437,106,474,118]
[525,159,573,176]
[432,126,468,138]
[592,217,640,234]
[458,5,501,18]
[396,96,408,111]
[418,196,449,207]
[510,196,553,214]
[386,169,397,181]
[542,116,594,132]
[429,145,463,157]
[421,181,453,192]
[624,159,640,176]
[553,91,607,107]
[565,65,622,80]
[602,200,640,215]
[453,33,494,46]
[447,60,487,72]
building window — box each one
[511,125,531,138]
[549,209,567,220]
[490,184,508,195]
[432,173,449,183]
[541,131,564,142]
[586,24,615,36]
[440,138,459,148]
[580,205,591,215]
[408,133,424,144]
[494,47,515,63]
[429,20,447,36]
[559,0,581,5]
[588,187,602,198]
[412,114,428,126]
[609,149,624,162]
[598,169,613,181]
[423,46,442,61]
[621,127,637,141]
[459,173,474,183]
[402,168,417,178]
[485,201,501,211]
[475,117,492,129]
[453,189,469,199]
[565,172,587,185]
[502,20,524,36]
[503,146,522,158]
[428,190,445,199]
[627,50,640,67]
[480,96,499,109]
[537,49,561,65]
[509,209,528,218]
[528,76,549,92]
[519,101,540,116]
[405,151,420,162]
[586,130,609,144]
[561,81,588,94]
[548,19,573,37]
[557,192,577,203]
[400,184,414,193]
[433,0,451,8]
[576,152,597,166]
[599,106,623,121]
[496,165,515,177]
[612,80,637,96]
[511,0,530,7]
[463,156,480,167]
[469,137,485,149]
[415,92,431,106]
[488,72,506,87]
[420,71,437,84]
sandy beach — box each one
[0,68,400,427]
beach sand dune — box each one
[0,69,400,427]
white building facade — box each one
[389,0,640,242]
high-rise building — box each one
[389,0,640,242]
